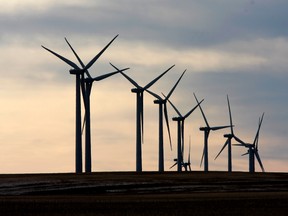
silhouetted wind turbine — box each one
[42,35,118,173]
[214,95,238,172]
[167,98,203,172]
[233,113,265,173]
[64,38,129,173]
[145,70,186,172]
[111,63,175,172]
[194,93,230,172]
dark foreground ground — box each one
[0,171,287,216]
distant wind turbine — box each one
[214,95,239,172]
[64,38,129,173]
[167,97,203,172]
[146,70,186,172]
[42,35,119,173]
[110,63,175,172]
[233,113,265,173]
[193,93,230,172]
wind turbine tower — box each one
[194,93,230,172]
[234,113,265,173]
[42,35,119,173]
[64,38,129,173]
[168,98,203,172]
[111,64,175,172]
[214,95,238,172]
[146,70,186,172]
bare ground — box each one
[0,171,287,215]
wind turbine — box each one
[110,63,175,172]
[234,113,265,173]
[64,38,129,173]
[42,35,119,173]
[214,95,238,172]
[145,70,186,172]
[167,98,203,172]
[193,93,230,172]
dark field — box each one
[0,171,287,216]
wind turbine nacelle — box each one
[69,69,82,75]
[199,127,208,131]
[224,134,233,138]
[154,99,162,104]
[172,117,183,121]
[131,88,141,93]
[173,158,178,162]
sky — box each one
[0,0,287,173]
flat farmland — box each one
[0,172,287,216]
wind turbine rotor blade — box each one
[241,151,249,156]
[188,136,191,164]
[194,93,209,128]
[93,71,118,81]
[42,45,80,69]
[145,89,162,100]
[144,65,175,90]
[200,146,205,167]
[233,135,246,146]
[165,70,186,99]
[93,68,129,81]
[87,82,93,97]
[80,74,87,109]
[166,97,182,117]
[119,70,141,89]
[227,95,234,135]
[255,151,265,172]
[214,139,229,160]
[164,103,173,150]
[184,99,204,119]
[253,112,265,149]
[233,143,245,146]
[65,37,92,79]
[83,35,119,71]
[255,116,262,150]
[81,112,86,135]
[65,37,85,68]
[211,125,231,131]
[170,162,177,169]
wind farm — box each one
[39,34,273,174]
[8,34,284,216]
[1,33,287,216]
[2,1,288,215]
